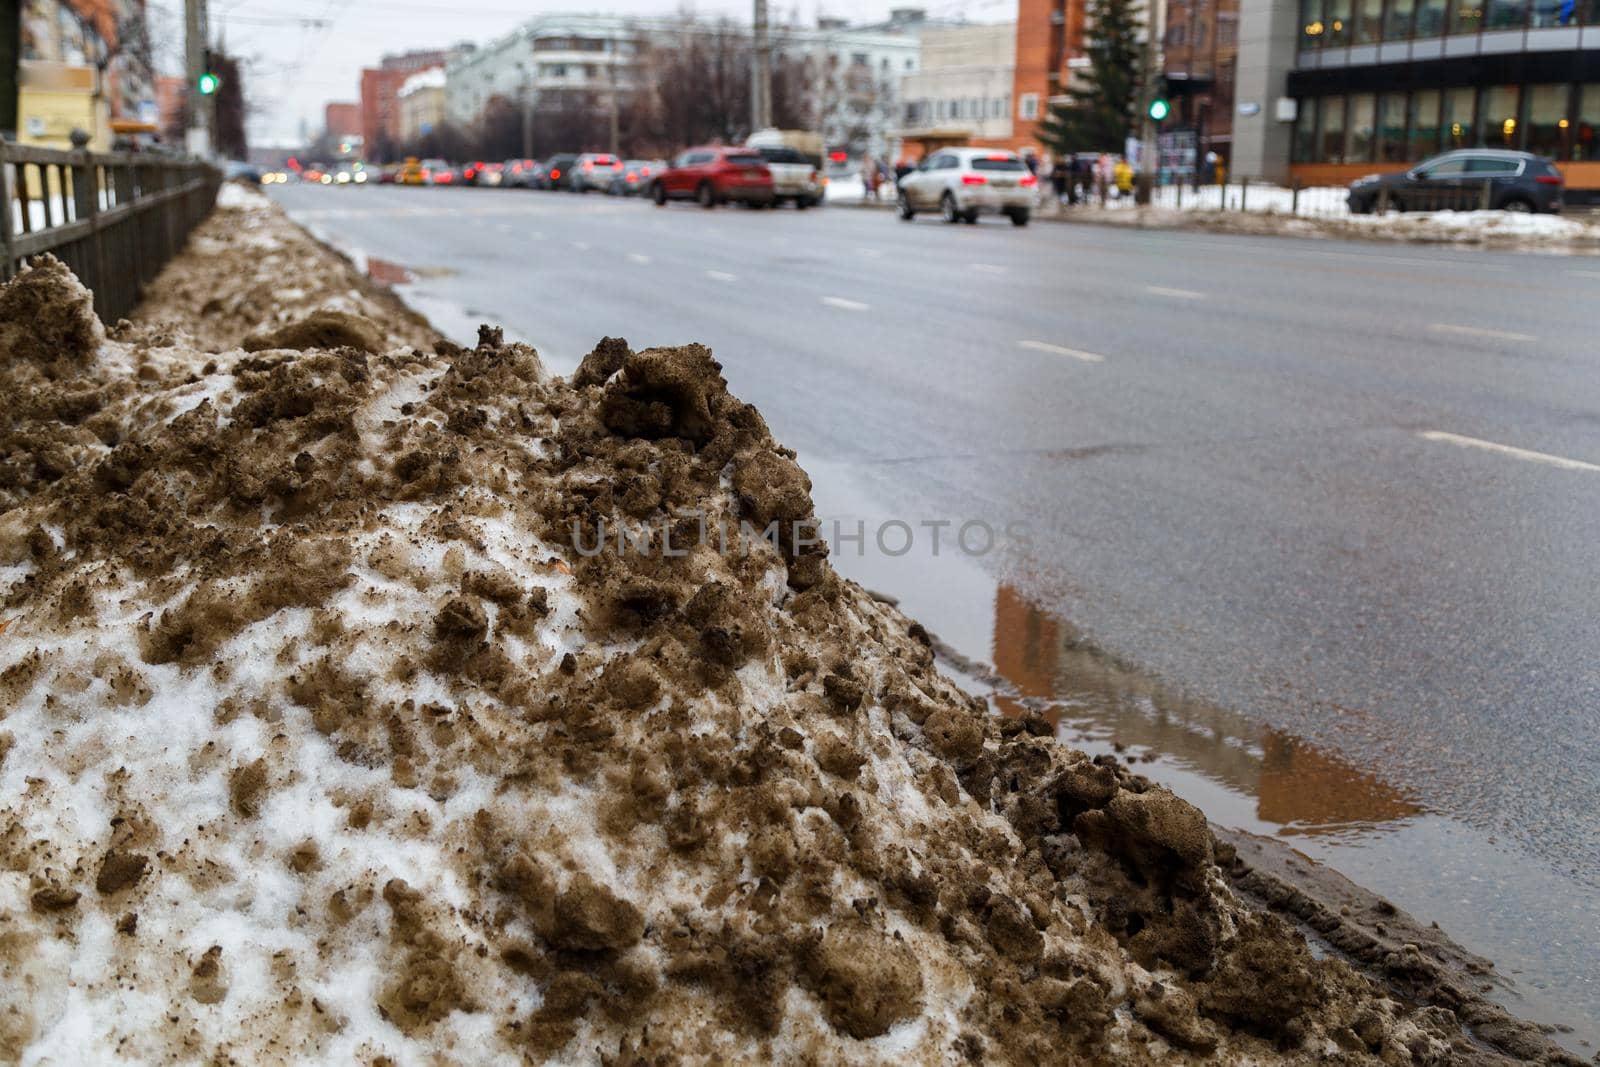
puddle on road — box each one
[988,583,1425,842]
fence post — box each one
[1291,179,1300,216]
[1240,180,1248,212]
[1479,180,1492,211]
[0,148,14,281]
[1378,185,1390,216]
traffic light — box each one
[198,50,221,96]
[1148,97,1170,122]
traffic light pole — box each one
[184,0,211,156]
[1135,0,1167,205]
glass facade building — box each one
[1287,0,1600,170]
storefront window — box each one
[1387,0,1418,38]
[1327,0,1354,44]
[1293,98,1320,162]
[1321,95,1348,161]
[1346,93,1377,160]
[1480,85,1521,147]
[1449,0,1484,34]
[1528,0,1571,26]
[1302,0,1327,48]
[1376,93,1409,159]
[1442,87,1475,148]
[1415,0,1449,34]
[1409,89,1442,156]
[1357,0,1385,40]
[1577,86,1600,161]
[1524,84,1570,158]
[1484,0,1528,28]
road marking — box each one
[1145,285,1203,300]
[822,296,871,311]
[626,252,652,265]
[972,263,1008,275]
[528,231,544,239]
[857,247,885,259]
[706,270,737,282]
[1419,431,1600,473]
[571,240,591,251]
[1019,340,1105,363]
[1427,322,1535,343]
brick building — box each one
[324,101,361,139]
[1011,0,1089,150]
[360,48,463,160]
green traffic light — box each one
[198,72,221,96]
[1148,98,1171,121]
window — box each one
[1321,95,1347,161]
[1464,155,1522,174]
[851,52,869,66]
[1578,85,1600,160]
[1386,0,1417,38]
[1409,89,1442,156]
[1449,0,1484,34]
[1346,92,1377,161]
[1485,0,1527,27]
[1417,156,1470,176]
[1529,0,1571,24]
[1415,0,1448,34]
[1377,93,1409,160]
[1301,0,1326,48]
[1442,86,1475,148]
[1524,84,1569,158]
[1019,93,1040,120]
[1480,85,1520,147]
[1293,97,1319,161]
[1327,0,1353,43]
[1357,0,1384,42]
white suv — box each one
[896,148,1037,226]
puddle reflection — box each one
[989,584,1423,838]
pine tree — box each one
[1037,0,1144,156]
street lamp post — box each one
[516,62,533,160]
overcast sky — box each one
[143,0,1013,147]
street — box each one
[271,183,1600,1042]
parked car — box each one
[896,148,1036,226]
[466,161,504,186]
[608,159,666,196]
[650,146,774,208]
[570,153,624,193]
[1346,149,1563,214]
[542,153,579,191]
[503,159,543,188]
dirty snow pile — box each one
[129,182,435,356]
[0,256,1524,1066]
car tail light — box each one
[613,162,623,171]
[1535,174,1562,185]
[961,174,988,185]
[641,168,651,177]
[627,173,638,183]
[550,169,561,179]
[1020,174,1038,187]
[985,153,1013,161]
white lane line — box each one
[1419,431,1600,473]
[972,263,1008,275]
[626,252,653,265]
[1145,285,1204,300]
[1018,340,1105,364]
[856,247,885,259]
[571,240,591,251]
[706,269,737,282]
[528,231,544,239]
[1427,322,1535,343]
[821,296,871,311]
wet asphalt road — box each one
[270,183,1600,1035]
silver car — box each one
[897,148,1036,226]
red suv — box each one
[651,146,774,208]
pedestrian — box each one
[1114,157,1134,199]
[1050,157,1069,207]
[1095,153,1113,206]
[1068,156,1084,205]
[862,154,880,201]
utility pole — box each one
[516,62,533,159]
[184,0,210,156]
[1134,0,1166,204]
[752,0,772,132]
[607,48,619,156]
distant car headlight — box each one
[355,172,368,184]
